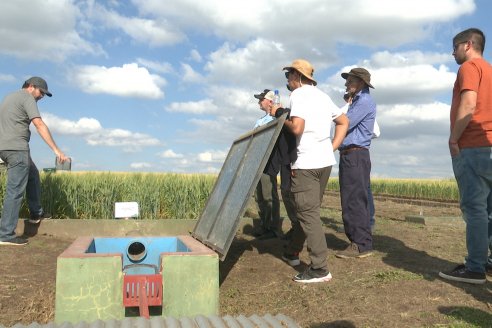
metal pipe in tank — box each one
[126,240,147,262]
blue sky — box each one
[0,0,491,178]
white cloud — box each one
[323,51,456,106]
[369,51,452,67]
[86,129,160,149]
[42,113,161,151]
[197,149,227,163]
[136,58,174,74]
[0,74,15,83]
[43,113,102,135]
[205,39,288,86]
[132,0,474,52]
[189,49,202,62]
[159,149,184,158]
[380,102,450,124]
[165,99,219,114]
[130,162,152,169]
[72,63,166,99]
[0,0,103,61]
[181,63,204,84]
[91,3,185,46]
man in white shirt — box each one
[272,59,349,283]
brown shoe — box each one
[335,243,373,259]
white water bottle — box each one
[273,89,280,105]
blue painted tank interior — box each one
[85,237,190,275]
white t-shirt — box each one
[289,85,343,169]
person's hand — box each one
[449,140,460,157]
[270,104,282,117]
[56,150,69,163]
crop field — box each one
[0,171,459,220]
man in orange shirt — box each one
[439,28,492,284]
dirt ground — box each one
[0,193,491,328]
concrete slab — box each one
[16,217,259,239]
[405,215,464,225]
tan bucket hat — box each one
[283,59,317,86]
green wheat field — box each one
[0,171,459,220]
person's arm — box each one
[284,116,305,137]
[332,114,349,151]
[449,90,477,156]
[31,117,69,163]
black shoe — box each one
[252,227,267,237]
[281,228,294,240]
[293,267,332,283]
[0,236,28,246]
[256,230,278,240]
[282,252,300,266]
[439,264,486,285]
[28,212,52,224]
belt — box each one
[340,146,366,154]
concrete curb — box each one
[405,215,464,225]
[16,217,259,239]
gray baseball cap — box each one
[25,76,52,97]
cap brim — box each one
[39,87,52,97]
[254,94,263,99]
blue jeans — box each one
[452,147,492,273]
[0,150,43,241]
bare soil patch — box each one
[0,193,490,327]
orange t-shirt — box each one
[450,57,492,148]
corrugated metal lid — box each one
[2,314,299,328]
[192,115,287,260]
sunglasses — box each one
[284,70,295,79]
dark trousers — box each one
[255,173,280,232]
[339,149,373,252]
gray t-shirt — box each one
[0,89,41,151]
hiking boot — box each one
[439,264,486,285]
[0,236,28,246]
[335,243,373,259]
[293,267,332,283]
[28,212,52,224]
[282,252,300,266]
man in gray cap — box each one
[336,68,376,259]
[252,89,281,239]
[0,76,69,246]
